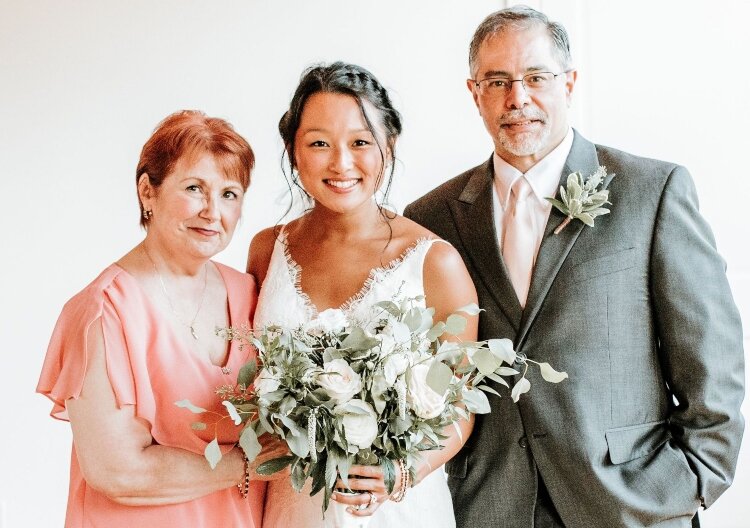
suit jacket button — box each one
[518,436,528,448]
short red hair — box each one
[136,110,254,227]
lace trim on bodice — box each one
[279,230,433,317]
[254,228,441,330]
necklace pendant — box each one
[189,326,198,340]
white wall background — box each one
[1,1,748,526]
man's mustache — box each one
[498,109,547,125]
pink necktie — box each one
[503,176,534,308]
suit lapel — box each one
[516,131,614,348]
[448,158,523,329]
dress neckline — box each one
[278,230,432,317]
[109,261,239,373]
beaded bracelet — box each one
[237,451,251,499]
[390,459,411,502]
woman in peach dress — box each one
[37,111,286,528]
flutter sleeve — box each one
[37,266,141,421]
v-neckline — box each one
[278,231,430,317]
[111,261,238,373]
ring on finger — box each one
[367,492,377,507]
[356,503,368,511]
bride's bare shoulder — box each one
[392,214,442,244]
[247,225,284,282]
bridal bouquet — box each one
[178,296,567,516]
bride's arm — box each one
[414,240,479,483]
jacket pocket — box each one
[445,452,468,479]
[568,246,636,284]
[605,419,670,465]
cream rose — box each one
[304,308,348,336]
[335,399,379,449]
[317,358,362,404]
[407,362,447,419]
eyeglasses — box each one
[472,71,572,96]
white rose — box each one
[335,399,379,449]
[317,358,362,404]
[383,352,410,385]
[254,368,281,395]
[304,308,348,336]
[407,362,447,419]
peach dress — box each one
[37,262,265,528]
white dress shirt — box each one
[492,128,574,271]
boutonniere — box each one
[546,166,614,234]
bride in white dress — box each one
[247,62,478,528]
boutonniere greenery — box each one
[546,166,613,235]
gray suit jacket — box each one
[404,131,744,528]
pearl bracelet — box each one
[390,459,411,502]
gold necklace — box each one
[144,247,208,340]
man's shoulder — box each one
[405,159,489,215]
[593,143,681,180]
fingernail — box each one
[346,507,354,514]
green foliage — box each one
[185,294,568,517]
[546,166,614,233]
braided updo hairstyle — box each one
[278,62,403,216]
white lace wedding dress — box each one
[255,230,456,528]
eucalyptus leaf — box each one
[456,303,482,316]
[478,384,502,397]
[461,387,491,414]
[403,308,424,332]
[341,327,379,351]
[473,347,501,376]
[495,366,520,376]
[175,399,207,414]
[391,321,412,343]
[204,438,222,469]
[426,321,446,341]
[511,377,531,403]
[445,314,467,335]
[487,338,516,365]
[222,400,242,425]
[239,425,262,463]
[538,362,569,383]
[426,360,453,396]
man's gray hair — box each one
[469,5,572,76]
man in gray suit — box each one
[404,6,744,527]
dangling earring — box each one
[143,209,153,220]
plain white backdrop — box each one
[2,1,749,526]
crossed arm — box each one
[65,318,288,506]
